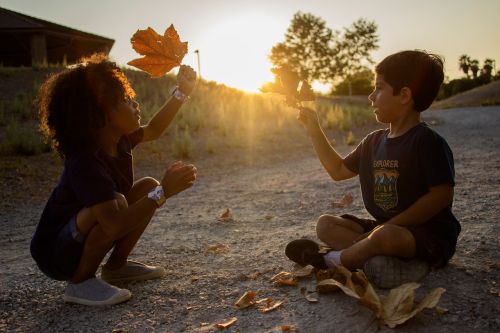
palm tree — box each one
[482,58,494,79]
[470,59,480,79]
[459,54,471,78]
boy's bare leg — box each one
[316,215,364,250]
[340,224,417,269]
[105,177,159,269]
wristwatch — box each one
[171,86,189,103]
[148,185,166,207]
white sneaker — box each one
[63,277,131,306]
[363,256,430,289]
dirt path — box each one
[1,107,499,332]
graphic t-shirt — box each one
[30,128,143,267]
[343,123,460,232]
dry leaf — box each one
[260,300,284,313]
[271,271,297,286]
[314,265,446,328]
[332,192,354,208]
[280,325,295,331]
[218,208,233,221]
[261,66,314,107]
[214,317,237,329]
[270,271,293,282]
[205,243,228,255]
[292,265,314,278]
[264,215,274,220]
[274,278,298,287]
[316,279,341,293]
[128,25,187,77]
[300,287,319,303]
[380,283,446,328]
[235,291,257,309]
[255,297,272,306]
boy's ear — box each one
[399,87,413,105]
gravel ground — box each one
[1,106,499,332]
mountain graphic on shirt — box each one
[373,168,399,211]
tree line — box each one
[268,11,379,96]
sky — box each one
[1,0,499,92]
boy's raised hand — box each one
[177,65,197,96]
[298,107,321,134]
[161,161,197,199]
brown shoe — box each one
[101,260,166,283]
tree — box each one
[482,58,494,79]
[459,54,471,78]
[332,69,374,95]
[470,59,480,78]
[269,13,379,96]
[333,18,379,96]
[269,12,334,83]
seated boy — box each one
[286,50,461,288]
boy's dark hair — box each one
[38,53,136,159]
[375,50,444,111]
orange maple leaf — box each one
[128,24,188,77]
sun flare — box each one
[193,14,286,93]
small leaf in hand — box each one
[297,81,315,102]
[128,24,188,77]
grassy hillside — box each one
[0,66,376,157]
[432,80,500,109]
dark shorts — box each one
[341,214,459,268]
[40,216,86,281]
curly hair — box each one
[37,53,136,159]
[375,50,444,112]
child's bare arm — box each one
[89,162,196,240]
[299,107,357,181]
[386,184,454,227]
[142,65,197,143]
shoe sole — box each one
[285,239,321,266]
[63,289,132,306]
[101,267,167,284]
[363,256,430,289]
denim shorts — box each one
[46,215,86,281]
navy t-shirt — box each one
[343,123,460,233]
[31,128,143,267]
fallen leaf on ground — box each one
[292,265,314,278]
[218,208,233,221]
[270,271,297,286]
[259,300,284,313]
[205,243,228,255]
[300,287,319,303]
[280,325,295,331]
[264,215,274,220]
[214,317,237,329]
[332,192,354,208]
[255,297,272,305]
[435,306,449,315]
[314,265,446,328]
[128,25,187,77]
[235,291,257,309]
[270,271,293,282]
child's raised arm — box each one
[298,107,356,181]
[141,65,197,143]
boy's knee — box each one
[316,215,340,239]
[369,224,414,251]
